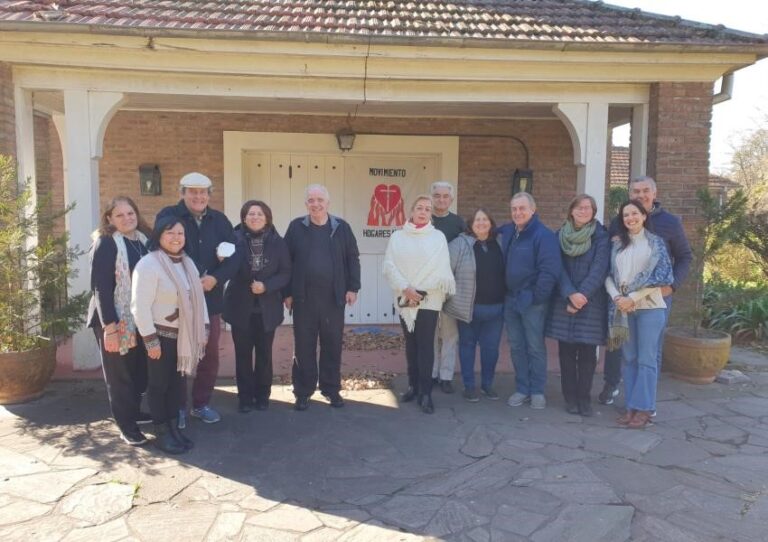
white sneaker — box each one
[530,394,547,409]
[507,392,530,407]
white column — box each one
[553,101,609,221]
[630,103,649,180]
[62,89,125,370]
[582,102,609,222]
[14,87,37,244]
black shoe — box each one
[253,398,269,411]
[565,402,580,415]
[579,401,594,417]
[136,412,153,425]
[238,402,253,413]
[169,421,194,450]
[421,395,435,414]
[598,383,619,405]
[439,380,455,394]
[294,396,310,411]
[120,427,149,446]
[153,424,186,455]
[322,391,345,408]
[401,387,418,403]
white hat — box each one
[179,172,212,189]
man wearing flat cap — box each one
[157,172,237,426]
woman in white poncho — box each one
[383,195,456,414]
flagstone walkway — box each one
[2,368,768,541]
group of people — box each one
[383,177,690,430]
[88,170,690,454]
[88,175,360,454]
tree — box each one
[728,119,768,278]
[0,155,88,352]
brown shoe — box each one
[627,411,653,429]
[617,410,635,426]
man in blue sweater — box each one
[499,192,562,409]
[598,176,693,406]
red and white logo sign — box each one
[367,183,405,227]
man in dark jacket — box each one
[284,184,361,411]
[499,192,562,410]
[599,175,693,405]
[156,172,238,425]
[430,181,465,394]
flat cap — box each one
[179,172,212,189]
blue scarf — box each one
[607,230,674,350]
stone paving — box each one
[2,368,768,541]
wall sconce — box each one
[336,127,356,152]
[139,164,162,196]
[512,168,533,196]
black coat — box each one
[156,201,238,315]
[87,235,147,328]
[284,215,361,306]
[222,227,292,333]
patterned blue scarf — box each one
[607,230,674,350]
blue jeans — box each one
[458,303,504,390]
[504,301,548,396]
[622,308,666,412]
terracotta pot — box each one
[662,327,731,384]
[0,344,57,404]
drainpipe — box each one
[713,73,734,104]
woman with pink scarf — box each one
[132,216,208,455]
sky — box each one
[605,0,768,173]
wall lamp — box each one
[336,127,356,152]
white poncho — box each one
[382,221,456,331]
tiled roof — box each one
[0,0,766,47]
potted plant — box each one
[0,155,88,404]
[662,187,747,384]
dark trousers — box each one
[401,309,439,397]
[147,337,184,424]
[292,292,345,398]
[232,313,275,405]
[93,327,147,433]
[180,314,221,409]
[558,341,597,405]
[603,347,622,387]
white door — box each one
[242,150,438,324]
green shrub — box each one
[0,155,88,352]
[607,185,628,220]
[704,278,768,342]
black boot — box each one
[153,424,186,455]
[169,419,194,450]
[401,387,417,403]
[565,401,580,415]
[421,394,434,414]
[578,400,594,417]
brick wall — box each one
[34,113,66,237]
[646,81,713,324]
[0,62,15,159]
[99,112,577,229]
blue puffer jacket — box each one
[499,213,562,312]
[546,222,610,346]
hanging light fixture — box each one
[336,126,356,152]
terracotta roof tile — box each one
[0,0,765,46]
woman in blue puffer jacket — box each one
[546,194,610,417]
